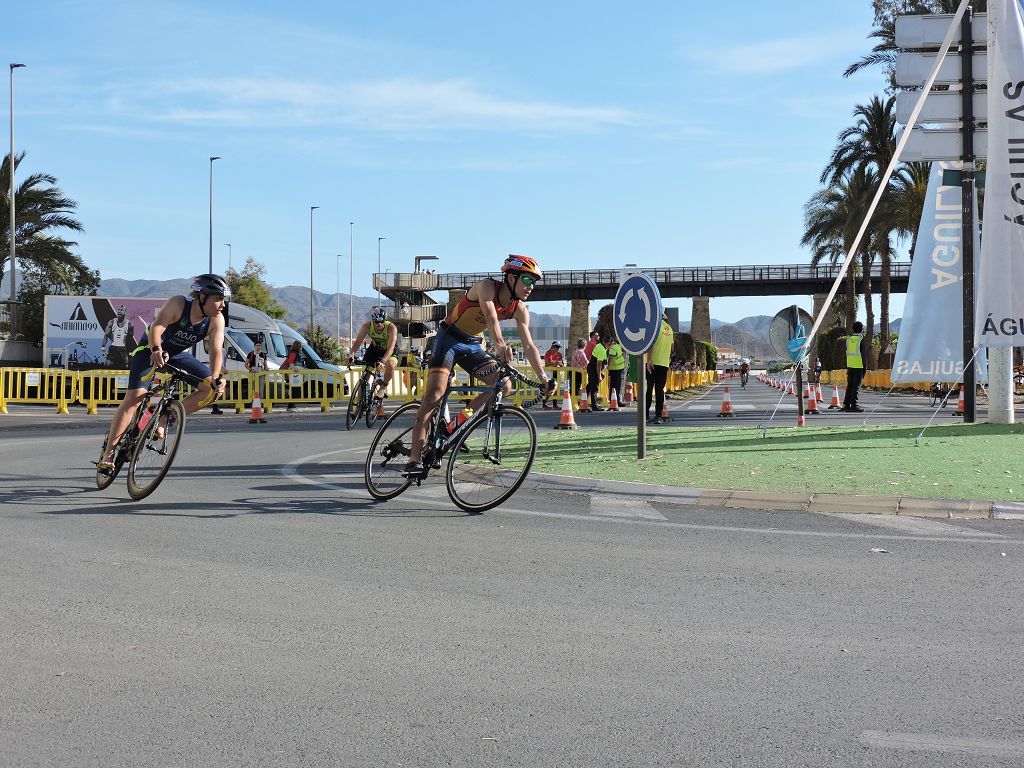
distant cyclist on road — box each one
[403,254,556,476]
[740,360,750,388]
[349,306,399,400]
[97,274,229,473]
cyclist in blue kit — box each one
[97,274,230,473]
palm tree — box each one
[1,152,88,291]
[802,166,881,340]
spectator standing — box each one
[645,313,673,423]
[586,332,608,411]
[571,339,588,399]
[842,322,867,412]
[542,341,564,408]
[245,341,266,373]
[281,339,303,410]
[605,334,625,402]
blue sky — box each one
[5,0,898,323]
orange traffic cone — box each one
[248,394,267,424]
[623,380,634,404]
[805,386,820,414]
[660,400,672,421]
[577,395,591,413]
[787,380,796,396]
[954,385,965,416]
[554,381,579,430]
[816,382,825,406]
[717,386,735,417]
[608,388,620,411]
[828,384,842,409]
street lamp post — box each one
[310,206,320,334]
[224,243,232,273]
[336,254,342,343]
[377,236,386,306]
[8,63,26,303]
[348,222,354,343]
[208,156,220,273]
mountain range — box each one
[3,271,900,357]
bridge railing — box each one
[374,263,912,290]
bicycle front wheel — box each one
[365,395,382,428]
[446,405,537,513]
[127,399,186,500]
[345,376,365,430]
[364,401,419,500]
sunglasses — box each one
[520,275,538,287]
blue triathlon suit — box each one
[427,322,496,375]
[127,297,214,389]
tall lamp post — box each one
[309,206,319,333]
[224,243,232,273]
[348,222,354,342]
[8,63,26,303]
[208,156,220,273]
[377,236,386,306]
[335,254,342,343]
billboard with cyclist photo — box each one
[43,295,167,370]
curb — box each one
[531,473,998,520]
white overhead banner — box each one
[976,0,1024,347]
[892,162,986,382]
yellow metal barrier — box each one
[0,367,74,414]
[77,369,132,415]
[255,369,345,413]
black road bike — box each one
[346,363,385,430]
[94,364,215,500]
[364,364,553,513]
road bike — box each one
[740,370,749,388]
[364,363,552,513]
[346,362,386,430]
[94,364,215,500]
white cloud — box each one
[684,34,860,75]
[134,76,639,135]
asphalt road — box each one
[1,403,1021,767]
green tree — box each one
[226,257,286,319]
[17,260,101,344]
[304,323,343,365]
[1,152,89,291]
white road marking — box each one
[591,493,667,520]
[832,513,1001,539]
[860,730,1024,757]
[283,449,1015,544]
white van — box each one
[275,321,343,375]
[196,326,281,373]
[226,304,290,367]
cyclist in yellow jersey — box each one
[645,313,673,424]
[404,254,555,476]
[349,306,399,399]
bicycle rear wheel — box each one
[446,405,537,513]
[345,376,365,430]
[127,399,186,500]
[365,401,420,500]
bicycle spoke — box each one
[446,406,536,513]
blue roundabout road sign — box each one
[613,273,663,356]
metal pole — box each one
[8,63,25,302]
[348,222,354,343]
[336,254,341,342]
[961,7,977,423]
[224,243,232,273]
[208,156,220,273]
[377,236,385,307]
[310,206,319,334]
[637,358,646,459]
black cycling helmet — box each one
[190,273,231,318]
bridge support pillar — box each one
[569,299,590,347]
[690,297,712,344]
[446,289,467,317]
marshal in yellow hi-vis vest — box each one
[846,333,864,369]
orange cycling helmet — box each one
[501,254,542,280]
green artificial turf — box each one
[533,423,1024,501]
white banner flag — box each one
[977,0,1024,346]
[893,162,986,382]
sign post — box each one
[613,272,663,459]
